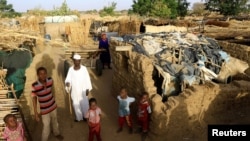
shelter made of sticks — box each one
[18,16,43,32]
[42,19,91,46]
[118,19,141,36]
[0,27,37,51]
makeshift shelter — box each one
[0,28,35,98]
[109,32,250,140]
[41,17,91,46]
[110,32,249,98]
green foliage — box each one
[192,2,206,16]
[177,0,190,17]
[27,6,48,16]
[27,0,80,17]
[99,2,117,17]
[131,0,178,18]
[164,0,178,18]
[131,0,151,16]
[49,0,71,16]
[205,0,249,16]
[85,9,98,14]
[151,0,171,18]
[0,0,21,18]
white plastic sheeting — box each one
[44,15,79,23]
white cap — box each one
[73,54,81,60]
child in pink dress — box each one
[85,98,102,141]
[3,114,26,141]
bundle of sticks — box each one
[0,73,32,140]
[0,73,17,139]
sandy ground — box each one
[31,47,141,141]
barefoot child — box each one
[3,114,27,141]
[137,92,151,135]
[85,98,102,141]
[117,87,135,134]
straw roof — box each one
[0,27,39,51]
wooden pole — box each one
[66,87,73,128]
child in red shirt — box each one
[137,92,151,136]
[85,98,102,141]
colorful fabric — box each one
[3,122,25,141]
[138,101,151,119]
[138,101,151,131]
[88,122,101,141]
[99,39,111,64]
[117,96,135,116]
[118,115,132,128]
[31,77,57,115]
[138,118,149,132]
[85,107,101,124]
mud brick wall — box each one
[151,81,250,141]
[219,41,250,75]
[109,40,156,98]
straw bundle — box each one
[65,19,91,46]
[18,16,43,31]
[106,21,120,32]
[0,28,39,51]
[118,19,141,36]
[67,22,84,46]
[0,69,8,91]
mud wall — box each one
[151,81,250,141]
[109,40,156,98]
[110,40,250,141]
[219,41,250,75]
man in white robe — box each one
[65,54,92,121]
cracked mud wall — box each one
[110,40,250,141]
[219,41,250,76]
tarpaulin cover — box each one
[115,32,247,97]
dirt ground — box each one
[30,47,142,141]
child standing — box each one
[137,92,151,136]
[117,87,135,134]
[85,98,102,141]
[3,114,27,141]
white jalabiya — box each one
[65,65,92,121]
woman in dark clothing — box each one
[99,33,111,69]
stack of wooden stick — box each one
[0,68,32,141]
